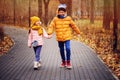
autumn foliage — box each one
[73,20,120,79]
[0,35,13,56]
[0,0,120,79]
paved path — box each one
[0,26,117,80]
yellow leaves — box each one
[72,25,120,79]
[0,35,13,56]
[115,67,120,78]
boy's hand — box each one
[76,34,80,41]
[77,34,80,37]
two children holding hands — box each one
[28,4,80,70]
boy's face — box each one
[58,10,65,16]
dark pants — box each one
[33,45,42,62]
[58,40,71,61]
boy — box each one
[47,4,80,69]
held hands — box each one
[76,34,80,41]
[77,34,80,37]
[48,34,52,39]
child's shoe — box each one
[37,61,41,67]
[66,61,72,69]
[60,60,66,68]
[34,61,38,70]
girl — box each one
[28,16,51,70]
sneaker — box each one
[66,61,72,69]
[34,61,38,70]
[60,60,66,68]
[37,61,41,67]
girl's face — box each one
[58,10,65,16]
[35,20,41,26]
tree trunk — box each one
[13,0,16,25]
[66,0,72,16]
[38,0,42,21]
[90,0,94,24]
[86,0,90,18]
[0,26,4,41]
[59,0,66,4]
[117,0,120,50]
[43,0,50,25]
[44,2,48,25]
[118,0,120,23]
[113,0,118,51]
[103,0,111,30]
[81,0,84,18]
[2,0,5,23]
[28,0,31,27]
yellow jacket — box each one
[48,16,80,41]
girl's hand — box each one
[48,35,52,39]
[29,46,31,48]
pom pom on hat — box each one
[58,4,67,9]
[30,16,40,27]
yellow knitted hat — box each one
[30,16,40,27]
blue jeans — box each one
[58,40,71,61]
[33,46,42,62]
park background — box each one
[0,0,120,79]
